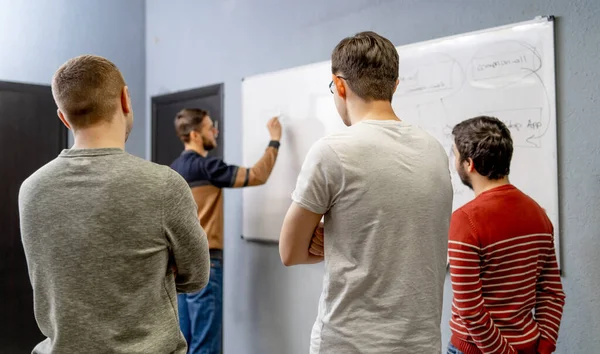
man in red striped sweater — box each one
[447,116,565,354]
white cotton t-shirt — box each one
[292,120,453,354]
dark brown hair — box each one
[331,31,399,101]
[452,116,513,180]
[51,55,126,128]
[174,108,209,143]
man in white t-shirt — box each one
[279,31,454,354]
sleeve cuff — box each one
[291,192,327,215]
[229,166,239,187]
[537,337,556,354]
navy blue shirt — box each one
[170,151,239,188]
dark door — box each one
[152,84,224,166]
[0,81,68,353]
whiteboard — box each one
[242,17,559,264]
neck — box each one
[184,143,208,157]
[348,99,400,125]
[71,121,126,150]
[472,176,510,197]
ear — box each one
[465,158,476,173]
[393,79,399,94]
[121,86,131,114]
[332,74,346,99]
[57,109,71,130]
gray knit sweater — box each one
[19,148,210,354]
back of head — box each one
[331,31,399,101]
[174,108,208,143]
[51,55,126,129]
[452,116,514,179]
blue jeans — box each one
[178,258,223,354]
[447,343,464,354]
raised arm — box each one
[163,169,211,293]
[202,117,281,189]
[233,116,281,187]
[231,142,279,187]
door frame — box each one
[0,80,68,150]
[151,84,224,162]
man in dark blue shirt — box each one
[170,108,281,354]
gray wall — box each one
[146,0,599,353]
[0,0,146,157]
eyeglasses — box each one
[329,76,347,94]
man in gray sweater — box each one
[18,55,211,354]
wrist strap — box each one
[268,140,281,149]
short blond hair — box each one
[51,55,126,128]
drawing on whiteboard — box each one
[416,100,449,122]
[410,98,456,147]
[441,123,454,141]
[480,107,545,148]
[522,67,553,148]
[464,40,552,148]
[469,41,542,87]
[394,52,465,135]
[396,52,465,100]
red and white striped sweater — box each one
[448,184,565,354]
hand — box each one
[172,265,178,277]
[308,222,324,257]
[267,116,282,141]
